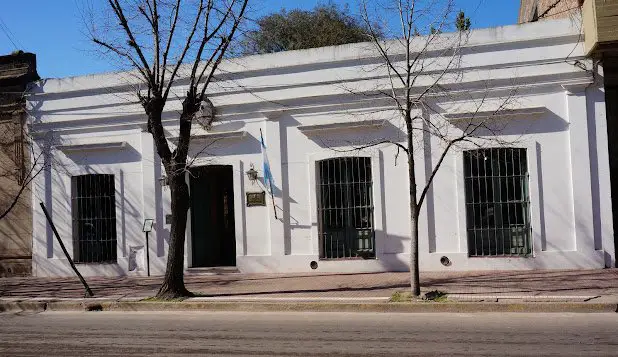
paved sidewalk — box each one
[1,269,617,301]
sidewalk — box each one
[1,269,617,312]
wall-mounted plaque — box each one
[246,191,266,206]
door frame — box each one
[185,160,245,269]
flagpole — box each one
[260,129,278,220]
[269,179,277,220]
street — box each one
[0,311,616,356]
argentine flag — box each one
[260,130,274,192]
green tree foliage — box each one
[456,10,471,31]
[429,11,469,34]
[241,4,377,54]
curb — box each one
[1,300,617,314]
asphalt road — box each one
[0,311,616,356]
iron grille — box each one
[71,174,117,263]
[463,148,532,257]
[317,157,375,259]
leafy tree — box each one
[241,3,377,54]
[456,10,471,31]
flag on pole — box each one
[260,129,277,219]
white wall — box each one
[28,18,615,277]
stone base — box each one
[0,259,31,277]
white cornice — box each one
[298,119,385,134]
[55,141,127,152]
[443,106,549,121]
[561,79,594,94]
[168,130,247,144]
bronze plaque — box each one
[246,191,266,206]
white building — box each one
[27,19,615,277]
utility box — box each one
[128,246,145,272]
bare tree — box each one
[354,0,517,296]
[89,0,249,298]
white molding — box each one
[298,119,385,134]
[260,109,287,120]
[55,141,127,152]
[443,107,548,121]
[561,79,594,94]
[169,130,247,143]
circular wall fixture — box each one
[310,261,318,270]
[440,256,451,267]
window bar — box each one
[476,151,482,256]
[334,158,339,232]
[511,148,518,254]
[470,152,478,257]
[362,158,367,254]
[326,160,331,258]
[357,157,362,253]
[324,161,334,258]
[512,149,518,254]
[489,149,495,256]
[322,160,327,259]
[500,149,506,256]
[341,158,345,257]
[365,157,370,252]
[493,149,499,256]
[479,150,489,255]
[352,158,358,256]
[520,149,529,255]
[320,161,324,258]
[504,149,511,255]
[343,158,349,257]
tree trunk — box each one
[409,209,421,297]
[156,172,193,299]
[408,151,421,297]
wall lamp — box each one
[246,164,258,183]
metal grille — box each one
[463,148,531,257]
[71,174,117,263]
[317,157,375,259]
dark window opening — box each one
[317,157,375,259]
[463,148,532,257]
[71,174,117,263]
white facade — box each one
[27,19,615,277]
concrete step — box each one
[185,266,240,275]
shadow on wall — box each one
[33,140,168,277]
[449,109,569,137]
[307,120,406,150]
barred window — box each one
[317,157,375,259]
[71,174,117,263]
[463,148,532,257]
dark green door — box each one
[189,165,236,267]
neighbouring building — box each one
[521,0,618,268]
[518,0,584,23]
[0,52,39,276]
[27,19,615,277]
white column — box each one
[262,115,285,256]
[588,72,616,267]
[140,132,159,270]
[564,82,595,253]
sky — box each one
[0,0,519,79]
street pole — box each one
[145,231,150,277]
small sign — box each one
[142,218,154,232]
[246,191,266,206]
[165,214,172,225]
